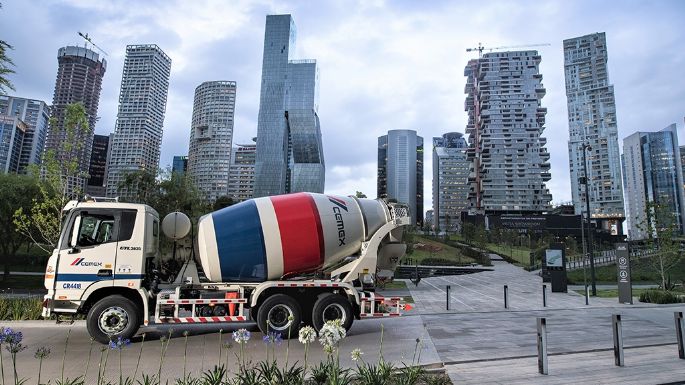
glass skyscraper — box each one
[432,132,469,233]
[253,14,324,197]
[0,96,50,174]
[622,124,685,240]
[564,33,625,235]
[187,81,237,202]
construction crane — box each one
[466,43,551,57]
[78,32,109,57]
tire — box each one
[256,294,301,338]
[86,295,141,344]
[312,293,353,332]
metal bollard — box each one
[676,312,685,359]
[612,314,624,366]
[504,285,509,309]
[446,285,451,311]
[542,284,547,307]
[585,285,589,305]
[537,317,548,375]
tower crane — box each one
[466,42,551,57]
[77,32,109,57]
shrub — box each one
[638,289,683,304]
[0,297,43,320]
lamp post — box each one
[581,143,597,296]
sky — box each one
[3,0,685,216]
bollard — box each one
[612,314,624,366]
[537,317,548,375]
[676,312,685,359]
[446,285,451,311]
[542,284,547,307]
[585,285,589,306]
[504,285,509,309]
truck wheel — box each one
[87,295,140,344]
[312,293,353,332]
[256,294,301,338]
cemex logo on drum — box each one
[71,258,103,267]
[328,196,348,246]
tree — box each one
[14,102,90,253]
[462,222,475,245]
[355,191,367,198]
[0,3,16,95]
[639,201,683,289]
[0,174,39,279]
[213,196,235,211]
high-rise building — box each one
[432,132,469,233]
[45,46,106,194]
[228,142,257,203]
[679,144,685,193]
[172,155,188,176]
[187,81,236,202]
[106,45,171,198]
[622,124,685,240]
[85,133,112,196]
[464,50,552,214]
[377,130,423,226]
[0,116,26,173]
[0,96,50,174]
[253,14,324,197]
[564,32,625,235]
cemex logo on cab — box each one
[71,258,102,267]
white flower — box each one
[319,319,346,351]
[350,348,363,361]
[298,326,317,345]
[232,328,251,344]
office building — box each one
[253,14,324,197]
[187,81,237,202]
[0,116,26,173]
[564,32,625,235]
[378,130,423,226]
[85,133,112,196]
[45,46,106,194]
[172,155,188,176]
[433,132,469,233]
[106,45,171,198]
[464,50,552,213]
[622,124,685,240]
[679,145,685,193]
[228,142,257,203]
[0,96,50,174]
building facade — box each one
[464,50,552,214]
[85,134,112,196]
[45,46,106,195]
[0,96,50,174]
[622,124,685,240]
[432,132,469,233]
[106,44,171,198]
[187,81,237,202]
[228,142,257,203]
[0,116,26,173]
[564,32,625,235]
[172,155,188,176]
[253,14,324,197]
[378,130,423,226]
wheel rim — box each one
[322,303,346,323]
[267,304,294,331]
[98,306,129,335]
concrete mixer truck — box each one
[41,192,412,343]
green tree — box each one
[14,102,90,253]
[639,201,683,289]
[0,174,39,279]
[462,222,475,245]
[0,3,16,95]
[213,195,235,211]
[355,191,367,198]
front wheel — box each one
[86,295,141,344]
[311,293,353,332]
[256,294,301,338]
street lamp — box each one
[580,143,597,296]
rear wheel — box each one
[86,295,140,344]
[256,294,301,338]
[312,293,353,332]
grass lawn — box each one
[381,280,408,290]
[407,235,476,265]
[572,288,653,298]
[484,243,531,266]
[567,257,685,285]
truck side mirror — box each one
[70,214,82,251]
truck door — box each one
[56,210,119,292]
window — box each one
[71,213,115,247]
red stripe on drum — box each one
[270,193,323,275]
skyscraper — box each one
[377,130,423,226]
[187,81,236,202]
[464,50,552,214]
[432,132,469,233]
[106,44,171,198]
[172,155,188,176]
[253,14,324,197]
[45,46,106,194]
[85,133,112,196]
[0,96,50,174]
[0,116,26,173]
[564,33,625,235]
[622,124,685,240]
[228,142,257,203]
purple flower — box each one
[109,336,131,350]
[263,331,282,346]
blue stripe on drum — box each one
[211,199,268,282]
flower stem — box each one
[84,338,94,381]
[133,334,145,382]
[61,329,71,384]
